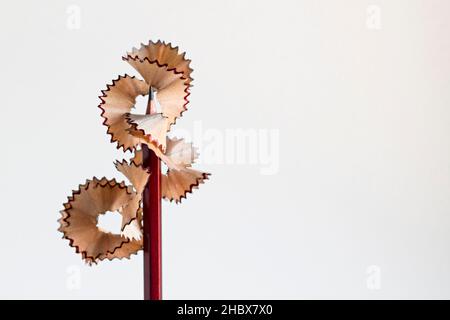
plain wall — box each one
[0,0,449,299]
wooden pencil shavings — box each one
[126,113,169,152]
[58,178,142,264]
[161,138,209,203]
[99,75,150,152]
[162,169,210,204]
[60,40,210,265]
[125,40,194,84]
[123,56,190,127]
[114,159,151,194]
[99,62,189,152]
[132,137,210,203]
[164,137,199,167]
[114,160,151,240]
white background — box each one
[1,0,450,299]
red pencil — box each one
[142,87,162,300]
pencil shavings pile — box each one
[58,40,210,264]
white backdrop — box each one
[1,0,450,299]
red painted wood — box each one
[142,87,162,300]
